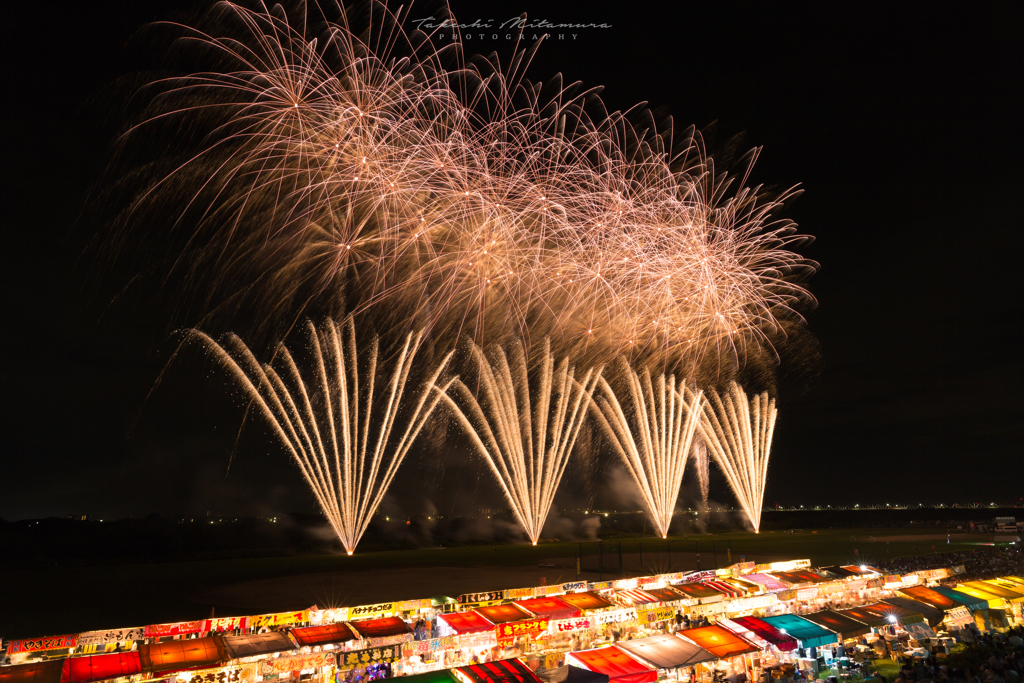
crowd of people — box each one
[875,547,1023,583]
[859,626,1024,683]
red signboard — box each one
[5,635,79,654]
[144,621,206,638]
[495,618,549,645]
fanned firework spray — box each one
[193,318,454,554]
[439,339,601,544]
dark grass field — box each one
[0,526,988,641]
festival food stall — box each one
[290,625,356,649]
[0,660,64,683]
[676,625,758,683]
[61,652,142,683]
[566,647,657,683]
[614,633,717,673]
[138,637,229,674]
[557,594,615,612]
[437,613,495,638]
[453,658,544,683]
[513,599,580,622]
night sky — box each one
[3,0,1021,523]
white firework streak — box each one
[592,362,704,539]
[692,438,710,508]
[439,339,602,545]
[698,382,776,533]
[193,318,455,554]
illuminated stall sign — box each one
[495,618,550,645]
[505,588,535,599]
[259,652,335,675]
[588,581,614,591]
[205,618,249,633]
[401,636,457,657]
[78,628,145,646]
[636,606,675,625]
[249,611,308,630]
[145,621,206,638]
[560,581,588,593]
[796,588,819,600]
[457,591,503,605]
[397,599,433,612]
[6,634,79,653]
[549,617,596,634]
[349,603,395,620]
[177,663,257,683]
[594,608,637,625]
[336,646,401,670]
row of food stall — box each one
[3,563,1022,683]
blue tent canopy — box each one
[759,615,838,648]
[930,586,989,610]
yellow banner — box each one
[637,606,675,624]
[250,610,309,629]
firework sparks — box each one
[698,382,776,533]
[122,1,816,376]
[591,361,704,538]
[439,339,601,544]
[193,318,454,554]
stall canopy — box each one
[758,615,837,648]
[616,589,661,606]
[703,581,743,599]
[138,637,228,673]
[474,604,533,625]
[222,631,295,658]
[963,581,1024,602]
[438,611,495,634]
[568,647,656,683]
[513,597,581,620]
[860,602,924,626]
[719,578,759,595]
[727,617,798,651]
[349,616,412,639]
[536,665,610,683]
[456,658,545,683]
[770,571,829,586]
[615,633,717,669]
[559,592,614,611]
[882,598,944,628]
[741,574,788,592]
[679,625,758,659]
[62,652,142,682]
[671,583,724,600]
[836,606,891,629]
[929,586,989,610]
[841,566,877,576]
[817,566,859,579]
[0,661,63,683]
[642,587,686,603]
[898,586,959,611]
[290,623,356,647]
[799,611,870,641]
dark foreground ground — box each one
[0,522,1005,642]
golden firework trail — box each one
[439,339,601,545]
[698,382,777,533]
[194,318,455,554]
[592,361,704,538]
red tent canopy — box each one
[474,604,532,625]
[569,646,657,683]
[771,571,828,586]
[615,589,660,606]
[290,623,356,646]
[672,583,724,600]
[703,581,743,599]
[679,625,758,659]
[455,658,544,683]
[559,592,615,611]
[728,617,798,651]
[0,661,63,683]
[438,611,495,634]
[349,617,411,639]
[138,637,228,674]
[62,652,142,683]
[513,597,581,620]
